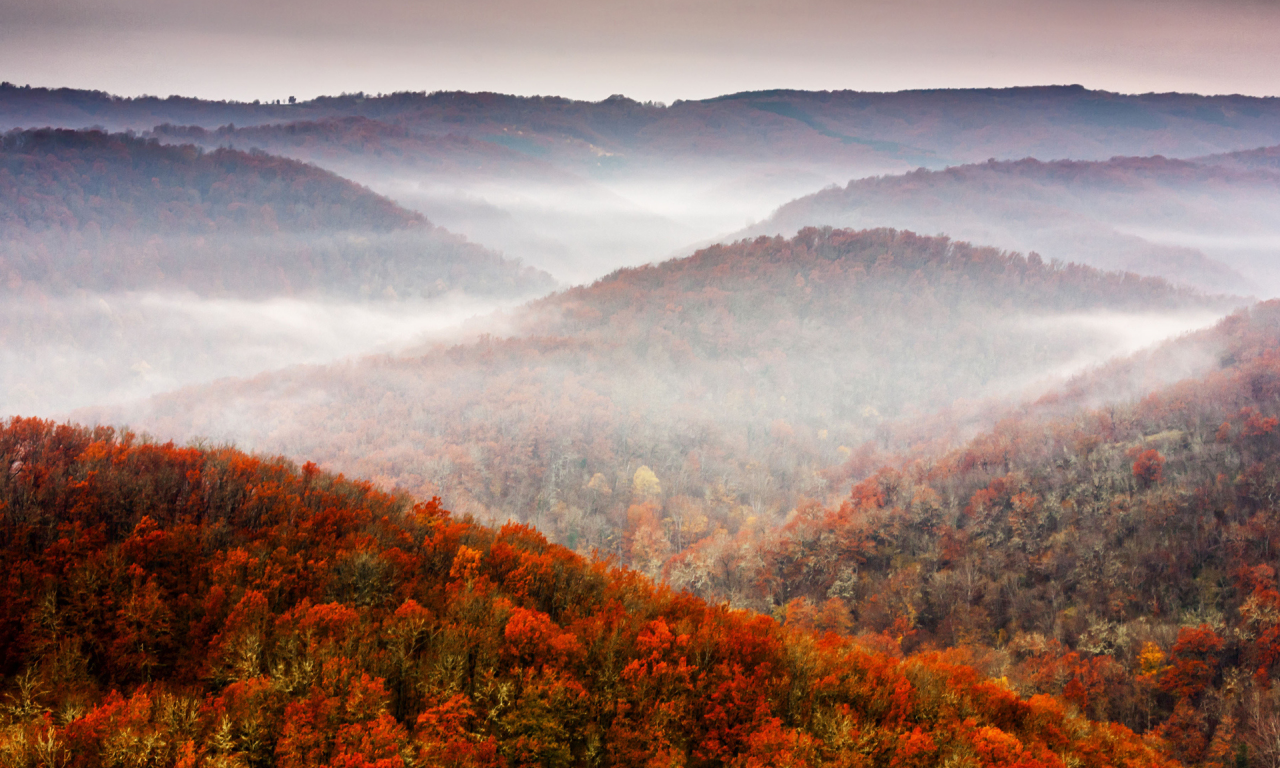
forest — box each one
[0,417,1175,768]
[658,300,1280,764]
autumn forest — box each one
[3,80,1280,767]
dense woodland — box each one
[1197,146,1280,173]
[647,299,1280,765]
[0,129,553,298]
[0,417,1177,767]
[90,228,1236,574]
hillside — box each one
[0,128,554,298]
[86,227,1238,574]
[1,127,422,235]
[751,155,1280,295]
[0,416,1177,767]
[651,300,1280,765]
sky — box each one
[1,0,1278,102]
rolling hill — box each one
[0,128,556,419]
[749,154,1280,296]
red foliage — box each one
[1131,449,1165,486]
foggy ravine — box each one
[0,292,516,418]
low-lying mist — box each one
[0,291,515,418]
[220,151,882,285]
[1013,309,1228,388]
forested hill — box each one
[0,128,424,235]
[0,416,1175,767]
[654,299,1280,766]
[0,129,555,298]
[751,154,1280,295]
[85,227,1238,573]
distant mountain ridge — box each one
[7,83,1280,165]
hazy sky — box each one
[2,0,1278,101]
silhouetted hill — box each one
[1,127,423,234]
[12,83,1278,285]
[8,83,1280,165]
[0,128,555,298]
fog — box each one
[324,161,878,285]
[1008,309,1228,394]
[0,292,516,418]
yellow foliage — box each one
[633,466,662,500]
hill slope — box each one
[0,128,553,298]
[751,155,1280,295]
[0,416,1176,767]
[657,300,1280,765]
[86,228,1237,572]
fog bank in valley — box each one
[0,292,513,418]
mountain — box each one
[82,227,1238,573]
[0,128,553,298]
[654,300,1280,765]
[749,154,1280,295]
[0,415,1176,768]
